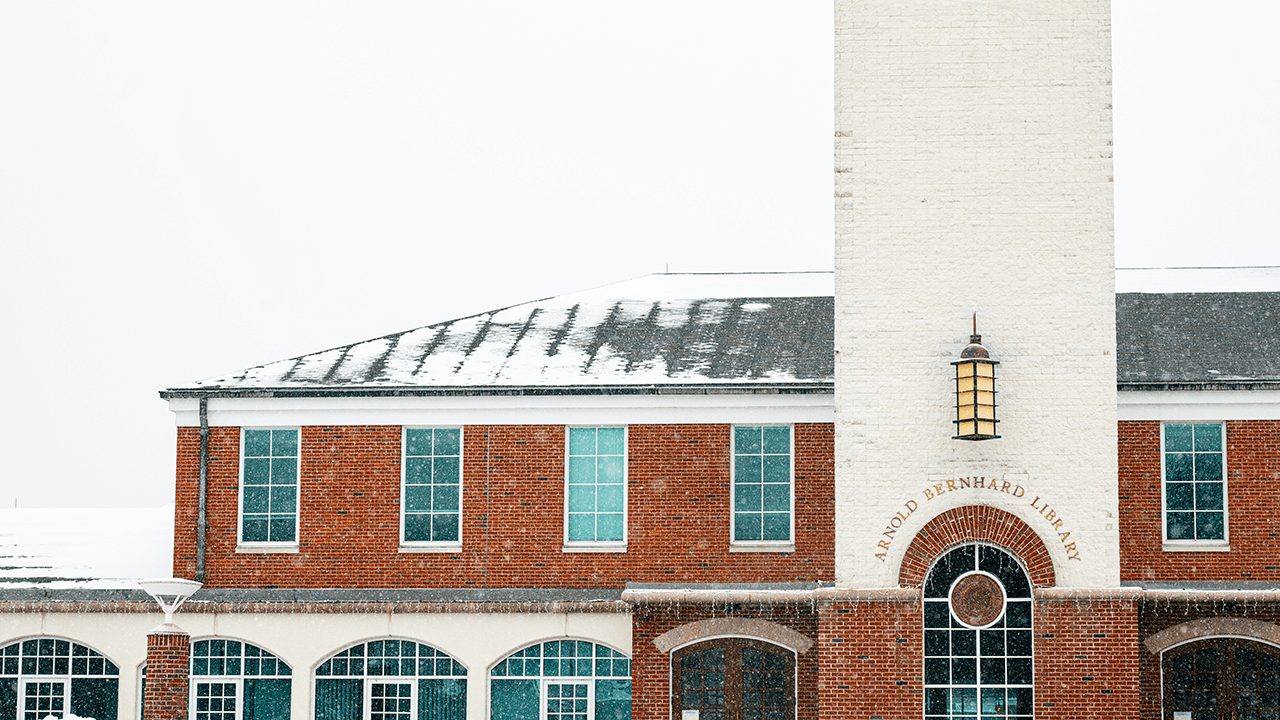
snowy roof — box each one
[166,273,836,394]
[0,507,172,589]
[1116,267,1280,293]
[1117,292,1280,386]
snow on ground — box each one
[0,506,173,588]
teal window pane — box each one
[245,430,272,457]
[736,456,762,484]
[734,427,761,454]
[735,483,762,512]
[568,486,596,512]
[269,518,295,542]
[568,428,596,456]
[244,486,270,514]
[405,485,432,512]
[762,455,789,484]
[434,457,460,483]
[434,429,460,456]
[951,688,977,714]
[762,484,790,512]
[242,517,268,543]
[432,514,459,542]
[1195,453,1223,483]
[1194,423,1223,452]
[270,486,297,514]
[1198,512,1225,540]
[596,456,623,484]
[405,457,431,484]
[596,514,623,542]
[1165,454,1192,483]
[568,514,595,542]
[1166,483,1193,511]
[981,688,1005,714]
[762,513,789,541]
[735,513,761,541]
[271,430,297,457]
[596,485,623,513]
[405,429,432,456]
[271,458,297,485]
[762,426,790,454]
[597,428,624,455]
[1165,424,1193,452]
[594,680,630,720]
[1167,512,1194,540]
[244,678,290,720]
[432,485,459,513]
[1195,482,1223,511]
[491,678,540,720]
[244,458,271,485]
[568,457,595,484]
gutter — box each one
[159,382,835,400]
[196,396,209,583]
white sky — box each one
[1,2,1276,508]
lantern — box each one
[952,318,999,440]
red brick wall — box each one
[1119,420,1280,583]
[174,423,835,588]
[143,631,190,720]
[632,603,819,720]
[899,506,1056,588]
[1035,597,1140,719]
[817,599,922,719]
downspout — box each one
[196,395,209,583]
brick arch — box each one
[898,505,1056,588]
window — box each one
[0,638,120,720]
[673,639,794,720]
[731,425,792,545]
[313,640,466,720]
[1162,422,1227,544]
[240,429,299,545]
[191,640,291,720]
[565,427,626,546]
[490,640,630,720]
[1163,638,1280,719]
[401,428,462,546]
[923,544,1033,719]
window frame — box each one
[488,638,631,720]
[1160,421,1230,550]
[1161,637,1280,719]
[398,426,464,552]
[188,638,292,720]
[562,426,628,552]
[312,638,468,720]
[670,637,796,720]
[237,427,301,552]
[0,637,121,720]
[729,424,795,551]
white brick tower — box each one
[834,1,1117,588]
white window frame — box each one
[364,677,416,720]
[237,427,302,552]
[19,677,69,720]
[190,678,240,720]
[729,424,795,552]
[187,637,292,720]
[399,426,464,552]
[562,426,628,552]
[488,639,631,720]
[1160,421,1230,551]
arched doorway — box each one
[671,638,794,720]
[1163,638,1280,719]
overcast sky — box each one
[1,2,1276,508]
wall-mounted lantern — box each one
[952,315,999,440]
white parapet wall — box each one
[834,0,1118,588]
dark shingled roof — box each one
[1117,292,1280,387]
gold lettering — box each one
[878,539,891,550]
[959,477,972,489]
[1012,484,1025,498]
[935,482,946,497]
[905,499,918,513]
[923,487,935,500]
[1030,496,1043,511]
[1058,531,1070,542]
[876,552,887,561]
[890,515,902,529]
[1052,519,1063,531]
[1044,509,1057,523]
[974,477,985,489]
[947,479,958,492]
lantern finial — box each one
[952,319,999,440]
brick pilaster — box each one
[144,629,190,720]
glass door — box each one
[673,639,793,720]
[1164,638,1280,720]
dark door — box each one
[673,639,794,720]
[1164,638,1280,720]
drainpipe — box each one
[196,395,209,583]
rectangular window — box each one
[732,425,792,545]
[1163,422,1227,544]
[240,429,299,545]
[402,428,462,546]
[565,427,626,545]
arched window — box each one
[672,638,794,720]
[190,639,291,720]
[0,638,120,720]
[489,640,630,720]
[1163,638,1280,719]
[313,640,465,720]
[923,543,1033,719]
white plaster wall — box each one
[834,0,1117,588]
[0,611,630,720]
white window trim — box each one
[189,678,243,720]
[562,425,628,551]
[364,677,417,720]
[236,427,301,552]
[729,424,796,550]
[1160,421,1230,551]
[398,426,464,551]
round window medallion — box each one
[950,573,1005,627]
